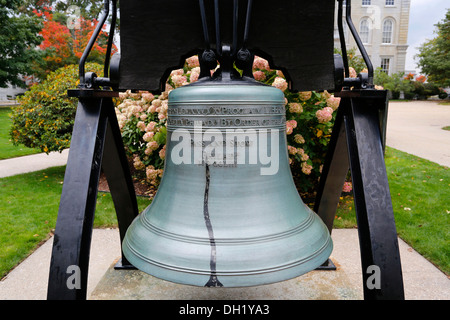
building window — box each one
[362,0,371,5]
[386,0,394,5]
[380,58,390,74]
[360,19,370,43]
[382,19,393,43]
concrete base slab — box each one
[90,262,362,300]
[89,229,450,300]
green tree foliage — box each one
[18,0,104,21]
[10,63,103,153]
[0,0,43,88]
[374,69,444,100]
[416,9,450,87]
[374,69,414,99]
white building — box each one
[334,0,411,75]
[0,84,26,102]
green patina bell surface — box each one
[122,81,333,287]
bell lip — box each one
[123,234,332,277]
[122,211,334,287]
[122,235,333,288]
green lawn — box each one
[334,147,449,274]
[0,107,41,159]
[0,166,152,279]
[0,148,448,279]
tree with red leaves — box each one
[32,6,116,80]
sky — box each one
[405,0,449,74]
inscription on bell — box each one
[167,105,285,116]
[167,117,286,128]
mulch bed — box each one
[97,171,157,198]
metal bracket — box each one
[316,259,337,271]
[335,0,374,91]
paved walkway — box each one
[0,100,449,300]
[0,228,448,300]
[386,100,450,167]
[0,149,69,178]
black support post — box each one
[315,89,404,300]
[344,92,404,300]
[47,93,139,300]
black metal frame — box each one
[47,0,404,300]
[47,0,138,300]
[314,0,404,299]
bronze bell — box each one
[122,60,333,287]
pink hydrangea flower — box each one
[170,69,184,76]
[294,134,305,144]
[326,96,341,111]
[131,105,143,116]
[342,181,353,193]
[141,92,154,102]
[253,56,270,70]
[148,140,159,150]
[189,67,200,82]
[145,121,157,132]
[253,70,266,81]
[299,91,312,101]
[301,162,313,175]
[159,145,166,160]
[133,156,145,170]
[296,148,309,161]
[288,103,303,113]
[272,77,288,92]
[119,91,128,100]
[143,131,154,142]
[186,55,200,68]
[171,74,188,87]
[286,119,297,135]
[316,108,333,123]
[324,106,333,114]
[287,145,297,155]
[288,119,297,128]
[137,121,146,131]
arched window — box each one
[360,18,370,43]
[382,19,394,44]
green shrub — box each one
[10,63,103,153]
